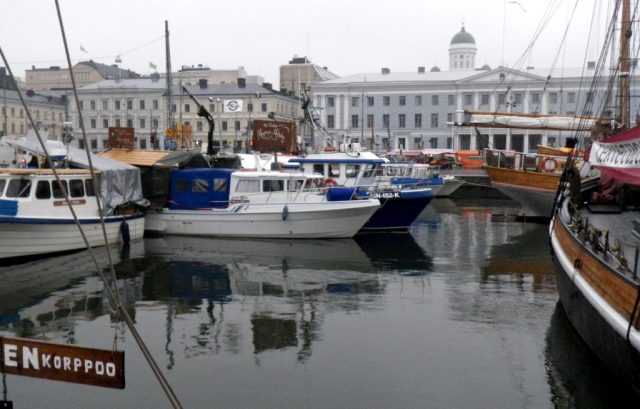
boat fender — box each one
[120,220,131,243]
[542,157,559,173]
[282,205,289,221]
[322,178,338,188]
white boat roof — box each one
[290,151,386,164]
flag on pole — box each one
[149,62,157,70]
[80,45,88,53]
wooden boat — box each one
[0,168,144,260]
[550,0,640,392]
[144,168,380,238]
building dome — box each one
[430,65,441,72]
[480,64,491,70]
[450,25,475,45]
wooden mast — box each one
[619,0,631,128]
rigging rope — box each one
[53,1,184,408]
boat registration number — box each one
[370,192,400,199]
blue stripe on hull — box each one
[0,213,144,224]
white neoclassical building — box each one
[310,26,640,153]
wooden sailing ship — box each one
[549,0,640,392]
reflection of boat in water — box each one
[482,222,554,291]
[353,233,433,274]
[144,235,381,299]
[545,303,640,408]
[0,240,145,337]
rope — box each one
[53,2,184,408]
[1,338,7,402]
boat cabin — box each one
[0,169,98,218]
[287,152,386,187]
[167,169,330,210]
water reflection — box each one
[545,303,640,407]
[0,240,144,340]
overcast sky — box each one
[1,0,612,86]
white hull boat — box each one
[145,200,379,239]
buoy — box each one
[282,205,289,221]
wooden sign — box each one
[252,120,297,153]
[108,127,135,150]
[0,337,125,389]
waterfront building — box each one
[66,76,301,152]
[0,88,66,138]
[310,25,640,153]
[168,65,264,87]
[26,60,140,91]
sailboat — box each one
[459,111,598,219]
[550,0,640,392]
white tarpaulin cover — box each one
[3,136,146,215]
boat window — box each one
[0,179,5,196]
[362,164,379,178]
[52,180,68,198]
[263,179,284,192]
[193,178,209,193]
[35,180,51,199]
[69,179,85,197]
[236,180,260,193]
[345,164,360,178]
[288,179,305,191]
[328,164,340,178]
[213,178,228,192]
[175,179,189,193]
[85,179,96,197]
[6,179,32,198]
[305,179,321,189]
[313,164,324,175]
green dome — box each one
[450,26,475,45]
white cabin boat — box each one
[144,168,380,239]
[0,169,144,260]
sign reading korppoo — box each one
[0,337,125,389]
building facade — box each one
[26,61,140,91]
[66,77,302,152]
[0,88,67,138]
[310,27,640,153]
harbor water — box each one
[1,197,638,408]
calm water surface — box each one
[1,198,638,408]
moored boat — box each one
[144,168,380,238]
[287,151,433,231]
[0,168,144,260]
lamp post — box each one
[216,97,222,153]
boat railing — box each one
[484,148,569,174]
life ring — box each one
[322,178,339,188]
[542,157,559,173]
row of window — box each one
[327,91,587,109]
[1,107,64,121]
[326,113,454,129]
[79,99,160,111]
[0,178,95,200]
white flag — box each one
[223,99,243,113]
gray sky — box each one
[1,0,609,86]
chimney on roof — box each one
[262,82,272,91]
[418,66,425,73]
[151,72,160,82]
[199,78,208,89]
[238,78,246,88]
[381,67,390,74]
[587,61,596,70]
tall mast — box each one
[165,20,174,130]
[619,0,631,128]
